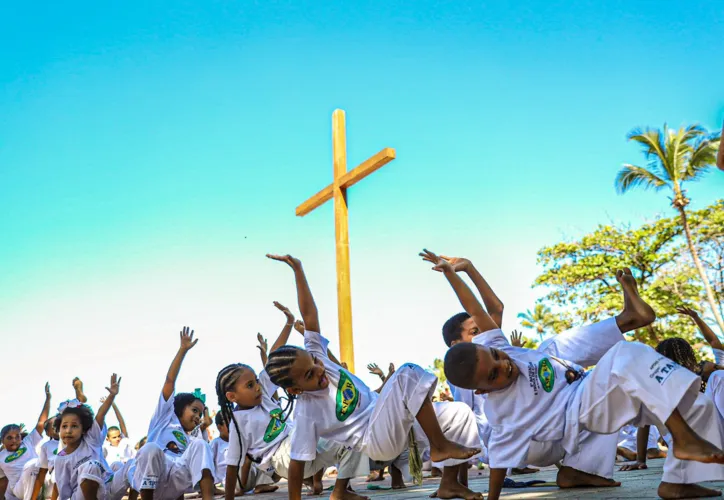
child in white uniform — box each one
[102,399,135,471]
[265,254,483,500]
[0,383,51,500]
[132,327,215,500]
[52,375,133,500]
[617,424,663,461]
[32,418,60,500]
[433,254,724,500]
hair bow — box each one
[58,399,82,413]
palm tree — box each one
[517,304,555,341]
[616,124,724,333]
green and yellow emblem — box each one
[263,409,286,443]
[172,430,188,447]
[336,371,360,422]
[5,447,27,463]
[538,358,555,393]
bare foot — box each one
[429,441,481,463]
[647,448,667,459]
[556,466,621,488]
[303,476,323,495]
[390,464,406,489]
[366,470,384,482]
[658,482,722,499]
[253,484,279,494]
[329,491,369,500]
[615,268,656,333]
[511,467,539,475]
[672,432,724,464]
[430,483,484,499]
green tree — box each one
[534,216,703,345]
[689,200,724,322]
[615,124,723,333]
[517,304,557,341]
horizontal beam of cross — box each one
[296,147,396,217]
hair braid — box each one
[656,338,704,392]
[215,363,249,493]
[267,346,305,423]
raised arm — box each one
[269,301,295,354]
[266,254,319,333]
[163,326,198,401]
[35,383,51,435]
[72,377,88,404]
[678,306,722,350]
[111,400,129,438]
[421,250,498,333]
[256,333,269,366]
[96,374,121,427]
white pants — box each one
[567,341,719,484]
[362,363,481,467]
[131,438,214,499]
[219,463,275,494]
[10,459,38,500]
[43,469,55,500]
[370,447,412,482]
[271,436,369,480]
[53,459,132,500]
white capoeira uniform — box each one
[0,430,42,500]
[289,330,481,470]
[37,439,59,499]
[52,421,132,500]
[474,319,622,478]
[226,369,366,486]
[448,383,490,464]
[617,424,661,453]
[131,392,215,498]
[706,370,724,420]
[103,437,135,472]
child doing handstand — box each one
[265,254,483,500]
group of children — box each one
[2,251,724,500]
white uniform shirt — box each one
[38,439,60,471]
[713,349,724,366]
[706,370,724,420]
[147,392,202,458]
[53,422,110,499]
[226,371,291,473]
[289,330,377,462]
[475,318,624,469]
[210,437,229,483]
[0,430,41,488]
[103,438,135,464]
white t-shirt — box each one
[226,371,292,473]
[38,439,60,471]
[147,391,202,458]
[474,318,624,469]
[289,330,377,462]
[0,430,41,488]
[210,437,229,483]
[706,370,724,420]
[53,421,111,499]
[713,349,724,366]
[103,438,135,464]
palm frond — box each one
[627,127,670,181]
[615,164,668,194]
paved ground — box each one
[230,459,724,499]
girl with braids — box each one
[216,301,365,500]
[0,383,51,500]
[131,326,215,500]
[266,253,482,500]
[620,337,724,499]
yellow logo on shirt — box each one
[263,409,286,443]
[5,447,27,463]
[336,371,360,422]
[172,430,188,448]
[538,358,555,393]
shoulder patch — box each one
[538,358,555,393]
[5,447,27,463]
[335,371,360,422]
[263,409,286,443]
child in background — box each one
[32,418,59,500]
[132,326,215,500]
[266,254,482,500]
[0,383,51,500]
[678,306,724,364]
[102,397,136,471]
[616,424,664,462]
[52,374,132,500]
[209,412,230,492]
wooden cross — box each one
[296,109,396,373]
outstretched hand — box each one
[274,301,295,323]
[388,363,395,378]
[293,320,305,335]
[266,254,302,270]
[367,363,384,378]
[419,249,454,273]
[106,374,122,396]
[256,333,268,354]
[45,383,51,398]
[421,253,471,273]
[510,329,524,347]
[676,306,699,318]
[179,326,198,352]
[619,462,647,472]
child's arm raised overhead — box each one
[102,397,130,438]
[421,249,499,333]
[678,306,723,351]
[96,374,121,427]
[268,301,295,354]
[162,326,198,401]
[442,255,505,328]
[72,377,88,403]
[35,383,51,435]
[257,333,269,367]
[266,254,320,333]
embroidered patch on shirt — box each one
[5,447,27,463]
[263,409,286,443]
[538,358,555,393]
[171,430,188,448]
[336,371,360,422]
[649,357,680,385]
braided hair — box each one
[656,338,705,392]
[215,363,252,493]
[266,346,305,420]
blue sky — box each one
[1,1,723,436]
